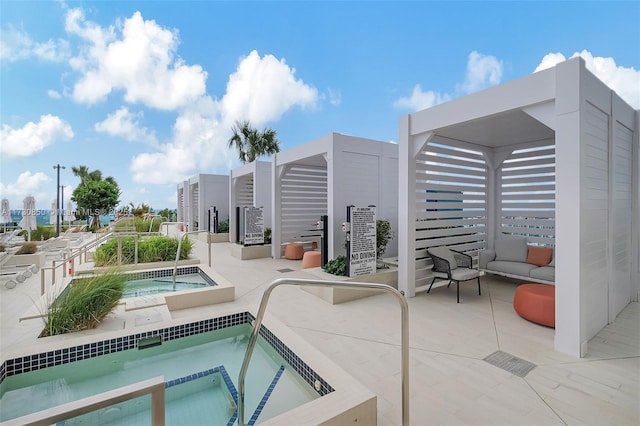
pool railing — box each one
[1,376,166,426]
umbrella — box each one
[65,200,76,226]
[49,200,57,226]
[0,198,11,232]
[18,195,37,241]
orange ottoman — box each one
[284,243,304,260]
[513,284,555,328]
[302,251,321,268]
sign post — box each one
[346,205,377,277]
[243,206,265,246]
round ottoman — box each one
[284,243,304,260]
[513,284,555,328]
[302,251,321,269]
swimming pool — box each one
[0,312,332,424]
[70,266,218,299]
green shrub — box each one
[94,235,191,266]
[42,270,125,336]
[0,243,5,252]
[93,237,136,265]
[323,255,347,276]
[20,225,57,241]
[218,218,229,233]
[114,217,163,233]
[16,242,38,255]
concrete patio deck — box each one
[1,234,638,425]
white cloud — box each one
[220,50,318,126]
[130,96,235,184]
[66,9,207,110]
[394,51,503,112]
[457,51,503,94]
[47,89,62,99]
[393,84,450,111]
[0,26,70,63]
[535,50,640,108]
[0,114,74,158]
[130,50,320,185]
[0,171,53,208]
[95,107,158,146]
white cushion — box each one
[429,246,457,269]
[451,268,479,281]
[494,238,528,262]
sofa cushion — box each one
[530,266,555,282]
[486,261,537,277]
[527,246,553,266]
[494,238,528,263]
[428,246,457,269]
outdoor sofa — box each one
[479,237,555,285]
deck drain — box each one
[277,268,294,273]
[483,351,536,377]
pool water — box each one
[0,324,319,424]
[123,273,211,298]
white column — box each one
[399,115,416,297]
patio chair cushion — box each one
[527,246,553,266]
[530,266,555,282]
[428,246,457,269]
[495,238,528,263]
[486,261,537,277]
[450,268,479,281]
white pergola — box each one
[272,132,399,260]
[229,160,272,243]
[399,57,639,357]
[177,174,229,233]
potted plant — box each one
[376,219,393,268]
[264,227,272,244]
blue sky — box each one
[1,1,639,213]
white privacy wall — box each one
[186,174,229,232]
[230,161,272,243]
[555,59,638,356]
[400,57,638,358]
[272,133,398,260]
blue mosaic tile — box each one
[248,365,285,426]
[0,311,334,399]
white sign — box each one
[348,206,376,277]
[243,206,265,246]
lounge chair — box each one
[427,246,481,303]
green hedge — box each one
[113,217,163,233]
[94,235,192,266]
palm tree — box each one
[71,166,115,186]
[227,120,280,164]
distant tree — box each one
[158,208,177,222]
[71,165,118,222]
[227,120,280,164]
[128,202,152,217]
[72,180,120,230]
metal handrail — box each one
[38,232,114,295]
[237,278,410,426]
[158,221,184,236]
[1,376,165,426]
[172,230,211,286]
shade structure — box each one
[18,196,37,241]
[49,200,57,226]
[64,200,76,225]
[0,198,11,232]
